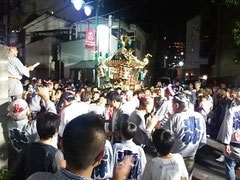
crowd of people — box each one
[5,44,240,180]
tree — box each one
[212,0,240,64]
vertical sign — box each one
[85,29,96,50]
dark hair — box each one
[121,122,137,140]
[62,112,106,169]
[36,112,60,140]
[172,93,189,104]
[120,90,127,96]
[114,87,122,92]
[81,91,92,102]
[61,92,75,102]
[106,91,121,102]
[152,128,174,156]
[139,94,152,107]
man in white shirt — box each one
[121,90,137,115]
[59,92,89,137]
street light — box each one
[71,0,93,16]
[71,0,84,10]
[178,61,184,81]
[84,5,93,16]
[178,61,184,67]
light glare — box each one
[84,5,92,16]
[179,61,184,67]
[71,0,84,10]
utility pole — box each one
[95,0,100,87]
[108,15,112,57]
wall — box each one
[60,39,95,78]
[0,45,10,169]
[25,37,61,79]
[185,15,208,71]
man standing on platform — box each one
[7,43,38,100]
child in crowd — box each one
[142,128,188,180]
[113,122,146,180]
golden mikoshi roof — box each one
[104,48,147,68]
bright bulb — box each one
[202,75,208,80]
[179,61,184,67]
[84,5,92,16]
[71,0,84,10]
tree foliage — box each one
[224,0,240,6]
[233,21,240,47]
[211,0,240,6]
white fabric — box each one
[121,100,137,115]
[59,102,89,137]
[28,95,57,115]
[8,54,30,96]
[142,154,188,180]
[197,100,213,121]
[220,105,240,160]
[220,105,240,144]
[93,140,114,179]
[113,140,146,180]
[89,103,105,116]
[217,100,236,142]
[163,109,207,157]
[155,99,173,126]
[8,119,38,152]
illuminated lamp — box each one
[84,5,93,16]
[71,0,84,10]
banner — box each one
[85,29,96,50]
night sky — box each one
[99,0,201,41]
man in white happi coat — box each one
[163,93,207,180]
[155,84,175,127]
[218,90,240,180]
[8,44,36,100]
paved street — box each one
[193,138,225,180]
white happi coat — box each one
[155,99,174,127]
[220,105,240,160]
[163,109,207,158]
[59,102,89,137]
[113,140,146,180]
[93,140,114,179]
[8,54,30,97]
